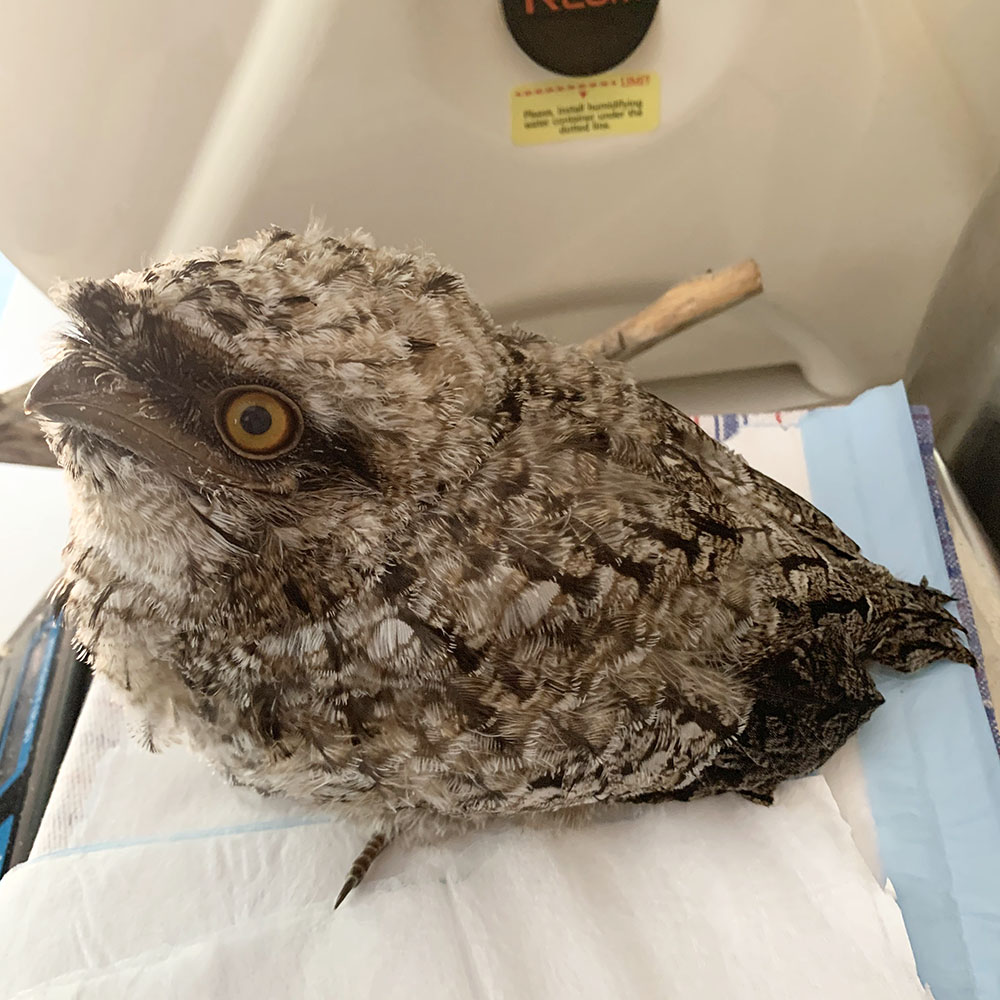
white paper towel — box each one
[1,750,930,999]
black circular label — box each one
[501,0,659,78]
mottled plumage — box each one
[26,225,974,903]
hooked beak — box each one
[25,358,296,493]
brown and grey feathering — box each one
[32,225,974,898]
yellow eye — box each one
[215,386,302,459]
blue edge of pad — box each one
[801,382,1000,1000]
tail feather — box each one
[673,567,973,805]
[862,577,975,672]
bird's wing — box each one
[639,392,862,560]
[348,392,758,814]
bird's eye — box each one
[214,386,303,459]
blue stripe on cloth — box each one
[25,814,334,865]
[800,381,1000,1000]
[0,620,60,802]
[0,815,13,871]
[909,405,999,755]
[720,413,740,442]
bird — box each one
[25,224,974,906]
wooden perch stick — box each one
[0,379,57,468]
[0,259,763,468]
[580,258,763,363]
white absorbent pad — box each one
[0,740,929,999]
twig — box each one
[0,379,56,467]
[580,259,763,363]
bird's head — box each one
[26,226,511,594]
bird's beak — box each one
[25,357,295,493]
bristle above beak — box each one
[25,357,297,494]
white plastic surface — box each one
[1,1,999,402]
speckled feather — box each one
[34,225,974,899]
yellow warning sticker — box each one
[511,71,659,146]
